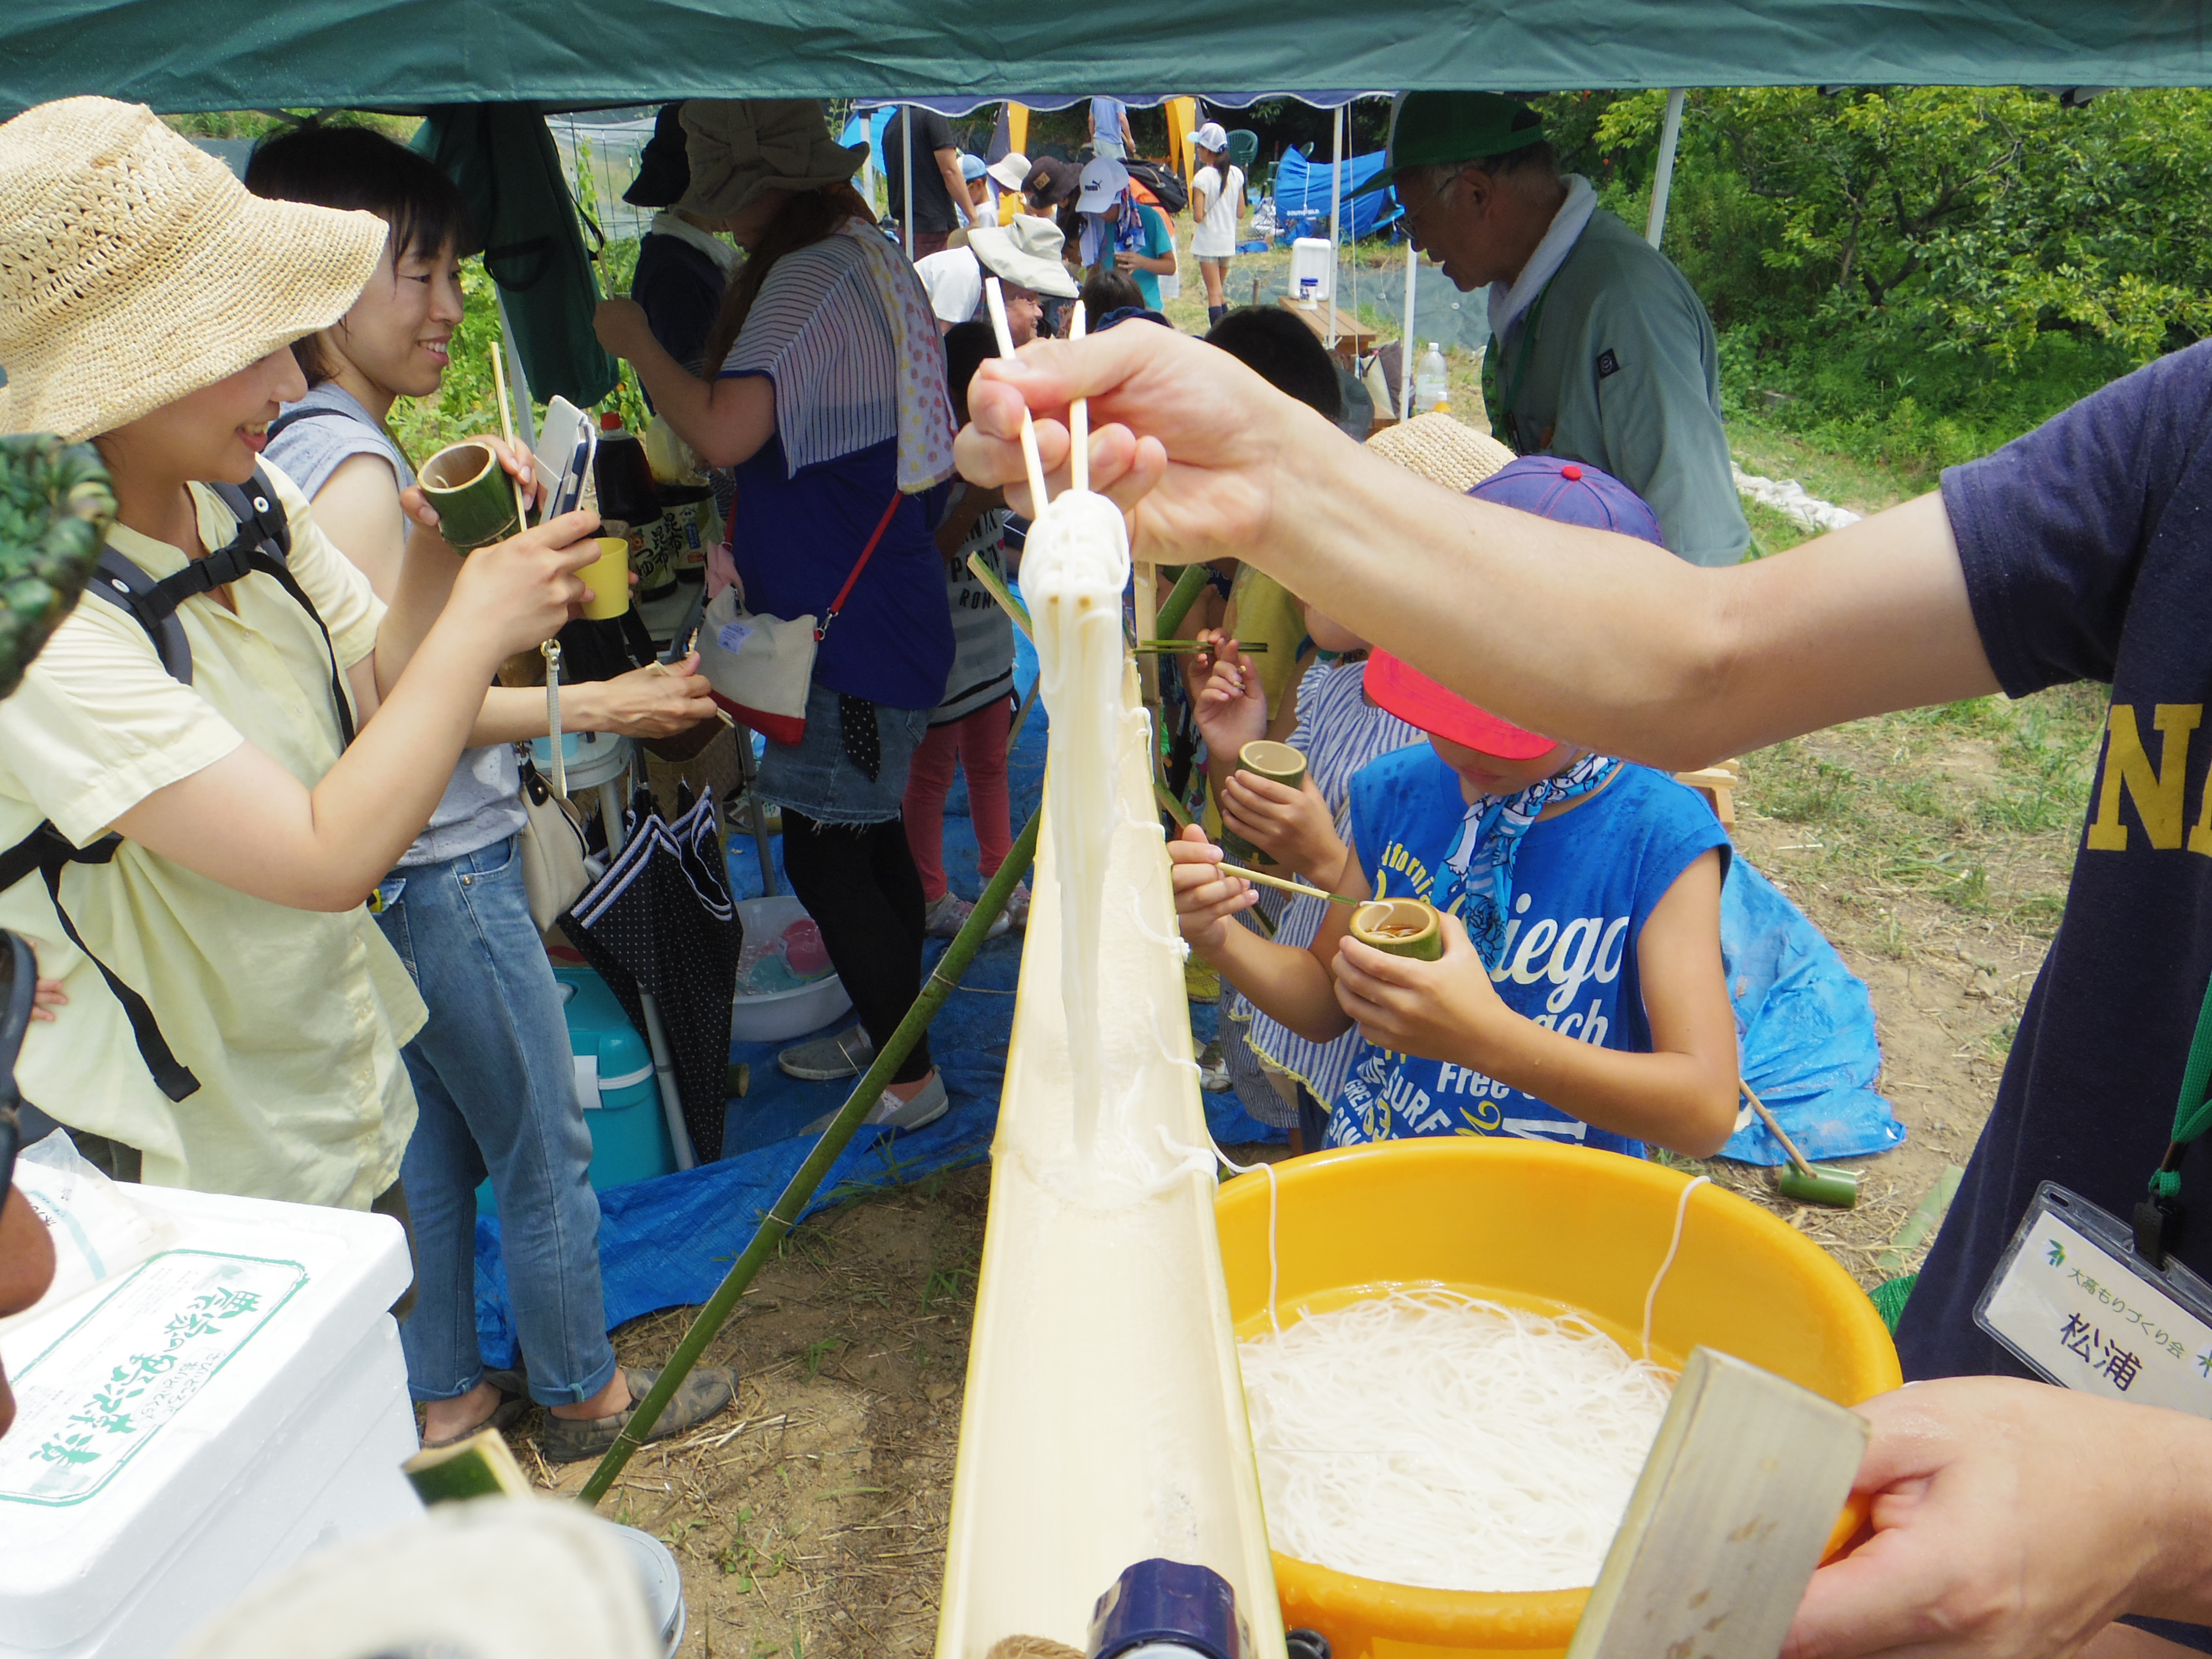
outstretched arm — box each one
[594,300,775,469]
[955,328,1998,770]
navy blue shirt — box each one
[1903,340,2212,1385]
[726,433,952,710]
[1328,750,1729,1159]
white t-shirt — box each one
[1191,163,1245,258]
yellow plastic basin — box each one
[1214,1139,1900,1659]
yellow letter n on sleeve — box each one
[2088,702,2200,852]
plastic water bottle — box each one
[1415,342,1450,413]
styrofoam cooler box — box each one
[0,1185,422,1659]
[477,964,674,1217]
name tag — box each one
[1976,1182,2212,1415]
[717,620,754,654]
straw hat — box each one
[0,98,387,443]
[1366,411,1515,493]
[677,100,866,221]
[966,216,1079,299]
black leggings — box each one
[779,810,933,1084]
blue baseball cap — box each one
[1469,456,1665,546]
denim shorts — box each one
[754,680,928,826]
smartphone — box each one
[534,396,599,521]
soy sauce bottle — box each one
[592,411,662,536]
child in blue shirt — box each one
[1169,458,1741,1160]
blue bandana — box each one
[1433,753,1620,967]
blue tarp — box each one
[469,625,1898,1360]
[1270,146,1400,242]
[1720,859,1907,1165]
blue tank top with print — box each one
[1331,748,1730,1159]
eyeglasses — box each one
[0,932,33,1208]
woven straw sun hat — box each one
[0,98,387,444]
[1366,409,1515,493]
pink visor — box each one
[1366,650,1556,760]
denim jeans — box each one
[373,835,618,1407]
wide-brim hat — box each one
[1367,649,1556,760]
[1366,410,1515,493]
[967,217,1078,299]
[677,99,867,221]
[1352,91,1546,199]
[985,150,1031,192]
[1076,156,1131,215]
[0,97,387,444]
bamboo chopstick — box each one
[1133,639,1269,654]
[1217,860,1360,905]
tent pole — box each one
[494,291,536,450]
[902,106,915,260]
[1645,88,1686,249]
[1399,238,1417,422]
[1326,105,1343,349]
[579,807,1042,1507]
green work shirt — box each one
[1489,208,1749,566]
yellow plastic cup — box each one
[1215,1140,1900,1659]
[578,536,630,620]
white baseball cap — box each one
[1188,121,1230,153]
[1075,156,1131,215]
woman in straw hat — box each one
[596,99,959,1128]
[0,100,599,1243]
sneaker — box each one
[1185,962,1221,1004]
[1197,1039,1232,1093]
[778,1023,875,1081]
[924,890,1009,941]
[803,1069,950,1135]
[1004,881,1032,930]
[536,1365,739,1464]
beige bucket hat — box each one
[0,98,387,443]
[966,215,1079,299]
[1366,409,1515,492]
[677,100,867,221]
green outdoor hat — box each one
[1351,92,1545,197]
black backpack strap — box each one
[83,546,195,682]
[264,406,350,444]
[0,823,200,1102]
[199,470,356,748]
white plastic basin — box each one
[729,894,853,1045]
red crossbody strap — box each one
[815,492,905,643]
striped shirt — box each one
[934,493,1016,724]
[721,233,899,476]
[1228,656,1425,1106]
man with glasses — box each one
[1362,93,1749,566]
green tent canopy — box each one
[4,0,2209,117]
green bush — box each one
[1542,86,2212,470]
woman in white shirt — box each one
[1187,122,1246,327]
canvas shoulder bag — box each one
[698,493,902,745]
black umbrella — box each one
[564,787,742,1164]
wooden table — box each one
[1276,297,1378,369]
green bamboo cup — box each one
[1219,738,1308,868]
[419,440,521,552]
[1350,897,1444,961]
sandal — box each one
[420,1367,529,1450]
